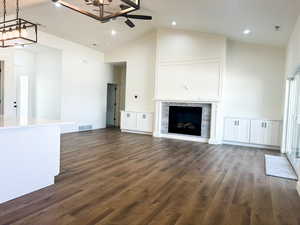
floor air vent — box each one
[78,125,93,132]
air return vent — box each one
[78,125,93,132]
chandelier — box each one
[52,0,152,28]
[0,0,38,48]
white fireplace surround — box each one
[154,99,223,144]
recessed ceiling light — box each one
[243,29,251,35]
[111,30,117,36]
[172,21,177,26]
[54,2,61,7]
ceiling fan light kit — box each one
[52,0,152,28]
[0,0,38,48]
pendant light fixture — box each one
[0,0,38,48]
[52,0,152,28]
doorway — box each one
[286,73,300,175]
[106,83,118,128]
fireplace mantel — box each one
[154,98,221,103]
[153,99,223,144]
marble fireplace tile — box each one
[160,102,211,138]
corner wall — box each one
[224,40,286,120]
[104,31,157,113]
[2,31,115,133]
[105,29,286,122]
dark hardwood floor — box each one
[1,129,300,225]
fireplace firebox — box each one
[168,106,202,136]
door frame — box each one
[106,83,119,128]
[282,66,300,153]
[0,53,17,118]
[282,66,300,175]
[0,61,4,115]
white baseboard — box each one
[209,139,222,145]
[157,133,209,143]
[222,141,280,150]
[153,132,161,138]
[121,129,152,136]
[297,182,300,196]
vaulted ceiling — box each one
[7,0,300,52]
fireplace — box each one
[168,106,202,136]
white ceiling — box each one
[10,0,300,52]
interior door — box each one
[286,74,300,175]
[106,83,117,127]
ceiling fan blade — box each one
[121,0,138,8]
[125,19,135,28]
[126,15,152,20]
[120,4,130,10]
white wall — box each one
[14,48,62,120]
[0,49,15,117]
[224,40,286,120]
[105,28,286,126]
[156,29,226,101]
[35,49,62,120]
[2,31,115,133]
[105,32,156,113]
[14,50,36,118]
[36,31,110,132]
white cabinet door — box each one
[250,120,281,146]
[250,120,265,145]
[121,111,137,131]
[224,118,250,143]
[265,121,281,146]
[224,118,238,142]
[137,113,153,133]
[236,119,251,143]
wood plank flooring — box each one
[1,128,300,225]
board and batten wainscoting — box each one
[223,117,282,150]
[120,111,154,134]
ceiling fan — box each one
[52,0,152,28]
[118,3,152,28]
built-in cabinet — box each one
[121,111,153,133]
[224,118,250,143]
[224,117,281,147]
[250,120,281,146]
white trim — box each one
[222,141,280,150]
[224,116,282,121]
[154,98,220,103]
[154,100,222,144]
[121,129,152,136]
[281,80,291,153]
[297,182,300,196]
[156,58,223,100]
[158,133,209,143]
